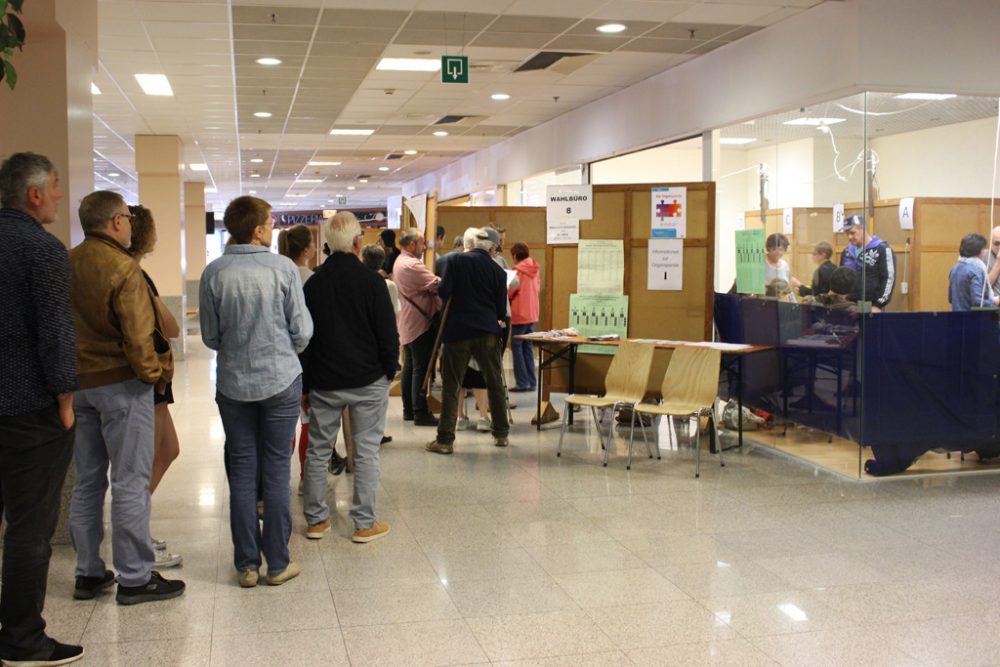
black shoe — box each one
[329,453,347,476]
[403,413,414,421]
[115,571,185,606]
[380,435,393,445]
[413,414,439,427]
[510,387,533,393]
[2,640,84,666]
[73,569,115,600]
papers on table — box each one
[687,342,754,351]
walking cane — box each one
[422,297,451,399]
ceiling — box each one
[92,0,832,212]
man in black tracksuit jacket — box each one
[839,215,895,311]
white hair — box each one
[462,227,480,251]
[474,234,493,252]
[324,210,361,253]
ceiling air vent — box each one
[514,51,599,75]
[384,153,404,160]
[434,114,487,126]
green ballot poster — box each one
[569,293,629,355]
[735,229,766,295]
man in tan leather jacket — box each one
[67,190,185,606]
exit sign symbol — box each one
[441,56,468,84]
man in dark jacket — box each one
[301,211,399,544]
[797,241,836,298]
[839,215,895,311]
[427,229,510,454]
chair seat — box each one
[634,400,705,417]
[565,394,632,408]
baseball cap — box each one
[840,214,863,232]
[479,227,501,247]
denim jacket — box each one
[200,245,313,401]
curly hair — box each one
[128,204,157,257]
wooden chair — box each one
[557,341,655,466]
[629,346,723,477]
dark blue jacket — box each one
[438,249,507,343]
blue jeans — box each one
[217,376,300,575]
[511,323,537,390]
[70,378,156,588]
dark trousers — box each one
[0,405,74,661]
[401,325,437,418]
[437,334,508,444]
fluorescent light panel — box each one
[895,92,956,100]
[783,117,846,126]
[256,57,282,66]
[432,130,448,137]
[719,138,757,145]
[189,163,208,171]
[596,23,627,33]
[308,161,342,166]
[376,57,440,72]
[134,73,173,96]
[250,158,263,163]
[330,129,374,136]
[296,178,323,183]
[403,150,417,156]
[491,93,510,101]
[91,82,101,95]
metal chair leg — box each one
[711,410,724,468]
[694,415,701,478]
[557,400,570,457]
[640,413,656,459]
[627,407,636,470]
[602,402,618,467]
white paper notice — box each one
[405,193,427,235]
[651,186,687,238]
[899,197,914,230]
[783,208,794,235]
[736,211,746,231]
[505,269,517,288]
[577,239,624,295]
[546,218,579,244]
[832,203,845,233]
[647,238,683,291]
[546,184,592,222]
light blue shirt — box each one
[200,244,313,401]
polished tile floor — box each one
[40,338,1000,666]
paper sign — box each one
[648,238,683,291]
[404,193,427,234]
[783,208,794,235]
[736,211,746,231]
[735,229,766,295]
[546,185,592,222]
[569,294,629,355]
[651,186,687,238]
[899,197,914,230]
[505,269,517,288]
[577,239,624,295]
[832,203,845,233]
[546,218,579,244]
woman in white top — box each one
[765,233,797,302]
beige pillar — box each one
[0,0,97,246]
[183,181,207,313]
[136,135,186,357]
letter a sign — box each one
[441,56,468,84]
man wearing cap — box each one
[839,215,895,312]
[425,228,509,454]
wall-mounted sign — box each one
[783,208,794,235]
[899,197,914,230]
[832,203,845,232]
[651,186,687,238]
[648,238,683,291]
[546,184,592,221]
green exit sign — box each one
[441,55,468,84]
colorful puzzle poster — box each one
[651,186,687,238]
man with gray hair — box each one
[426,229,510,454]
[0,153,84,665]
[69,190,185,605]
[301,211,398,544]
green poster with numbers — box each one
[735,229,766,295]
[569,294,629,355]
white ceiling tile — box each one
[671,2,777,24]
[500,0,606,18]
[590,1,695,22]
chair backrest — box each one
[660,346,722,408]
[604,341,655,402]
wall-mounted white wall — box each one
[590,138,702,185]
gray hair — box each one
[399,228,422,248]
[0,152,55,209]
[361,243,385,271]
[462,227,480,250]
[474,233,494,252]
[324,210,361,253]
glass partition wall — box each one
[714,91,1000,479]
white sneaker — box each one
[457,417,470,430]
[477,417,492,432]
[154,550,183,568]
[152,538,167,551]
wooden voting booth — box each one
[436,183,716,422]
[744,198,1000,312]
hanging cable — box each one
[979,97,1000,307]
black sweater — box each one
[439,248,507,343]
[798,260,836,297]
[301,252,399,391]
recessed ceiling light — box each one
[330,129,374,136]
[403,150,417,156]
[347,186,356,190]
[378,167,390,172]
[91,82,101,95]
[433,130,449,137]
[596,23,627,33]
[288,194,307,197]
[107,172,119,177]
[190,163,208,171]
[250,158,263,163]
[256,57,282,66]
[783,117,846,127]
[359,178,369,184]
[205,187,218,193]
[308,161,342,166]
[296,178,323,183]
[376,57,440,72]
[249,190,257,194]
[254,111,272,118]
[719,138,757,145]
[894,92,956,101]
[250,173,261,178]
[491,93,510,101]
[134,73,174,96]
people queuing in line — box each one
[377,228,401,277]
[508,242,540,393]
[949,233,999,311]
[128,204,183,570]
[300,212,398,544]
[0,152,85,666]
[200,196,313,588]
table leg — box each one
[536,345,543,431]
[738,355,744,451]
[568,344,577,426]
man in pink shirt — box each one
[393,229,441,426]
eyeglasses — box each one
[115,211,134,222]
[992,241,1000,247]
